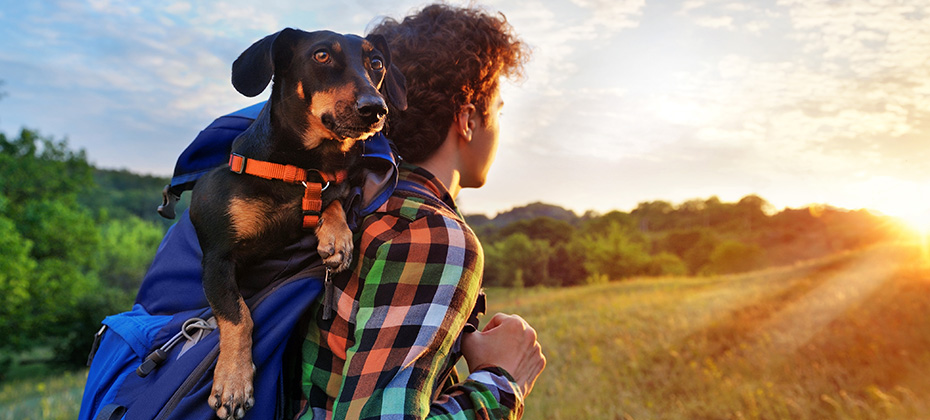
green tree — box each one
[95,216,164,291]
[0,129,92,211]
[581,210,638,236]
[657,228,720,274]
[631,201,675,232]
[645,252,688,276]
[0,128,136,369]
[548,242,589,287]
[484,233,553,287]
[17,198,101,270]
[581,222,652,281]
[701,240,767,275]
[0,204,38,354]
[493,216,575,245]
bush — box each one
[484,233,554,287]
[53,287,133,365]
[95,216,164,291]
[646,252,688,276]
[548,243,589,287]
[581,222,651,281]
[701,240,767,275]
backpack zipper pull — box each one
[322,267,334,320]
[136,317,215,377]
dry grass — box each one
[485,243,930,420]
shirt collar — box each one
[398,161,459,212]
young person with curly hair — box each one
[298,4,545,419]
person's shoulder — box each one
[359,192,475,246]
[391,191,459,222]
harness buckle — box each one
[229,153,247,174]
[305,170,331,192]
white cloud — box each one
[681,0,706,13]
[678,0,782,34]
[693,15,734,29]
[163,2,192,14]
[176,2,281,37]
[86,0,142,16]
[570,0,645,33]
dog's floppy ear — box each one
[232,28,297,97]
[366,34,407,111]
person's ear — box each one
[456,104,477,141]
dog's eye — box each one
[371,58,384,71]
[314,50,330,63]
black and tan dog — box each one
[188,28,405,419]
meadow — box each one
[2,242,928,419]
[492,242,930,419]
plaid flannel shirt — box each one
[299,163,523,420]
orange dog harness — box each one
[228,153,346,229]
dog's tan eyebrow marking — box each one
[361,40,373,52]
[332,42,342,53]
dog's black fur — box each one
[188,28,405,419]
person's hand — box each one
[461,313,546,398]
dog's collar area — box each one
[228,153,346,184]
[228,153,347,229]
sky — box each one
[1,0,929,223]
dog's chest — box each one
[228,189,304,246]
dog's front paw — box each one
[317,221,353,272]
[209,357,255,420]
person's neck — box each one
[416,157,461,199]
[415,131,463,198]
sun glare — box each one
[854,177,930,237]
[897,210,930,236]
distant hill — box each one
[82,168,187,229]
[466,201,579,230]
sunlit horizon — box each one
[2,0,930,219]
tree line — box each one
[0,128,167,376]
[470,196,900,288]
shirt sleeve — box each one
[330,212,524,420]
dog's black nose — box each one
[357,95,388,123]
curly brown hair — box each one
[368,3,529,163]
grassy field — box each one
[3,243,929,419]
[0,369,86,420]
[487,242,930,419]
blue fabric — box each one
[119,278,322,420]
[80,279,323,420]
[134,210,207,314]
[167,102,264,193]
[78,305,172,420]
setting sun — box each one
[848,176,930,237]
[894,209,930,236]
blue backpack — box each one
[79,102,398,420]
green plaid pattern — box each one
[299,163,523,419]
